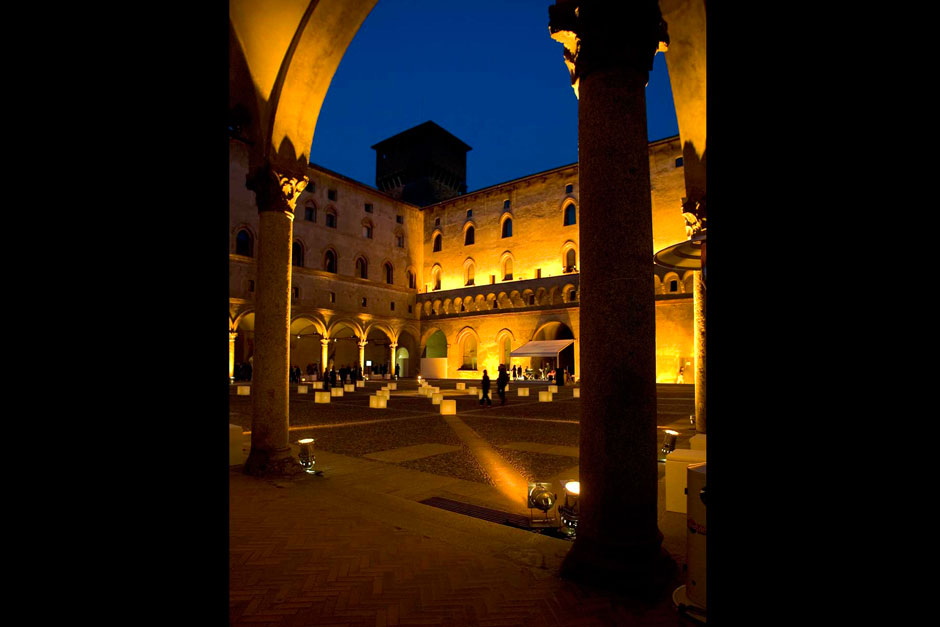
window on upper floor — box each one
[503,199,511,210]
[235,229,253,257]
[328,189,337,201]
[501,217,512,238]
[464,226,475,246]
[324,250,337,273]
[325,210,337,228]
[675,157,684,168]
[292,242,304,267]
[503,257,513,281]
[434,217,441,227]
[385,263,393,285]
[563,203,576,226]
[564,248,577,273]
[433,233,442,252]
[305,206,316,222]
[365,203,373,213]
[356,257,368,279]
[396,233,404,248]
[407,270,416,289]
[363,221,373,239]
[396,214,403,224]
[566,184,573,194]
[466,209,472,219]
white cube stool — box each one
[377,389,390,398]
[665,448,708,513]
[431,393,443,405]
[297,385,308,394]
[344,384,355,392]
[315,391,331,403]
[539,391,553,402]
[237,386,250,396]
[456,382,466,390]
[517,388,529,396]
[549,385,558,393]
[313,381,324,390]
[467,386,477,394]
[387,382,397,390]
[356,380,365,388]
[369,395,387,408]
[573,388,580,398]
[330,388,343,397]
[478,390,483,399]
[440,400,456,415]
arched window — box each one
[356,257,368,279]
[384,262,393,284]
[324,249,337,273]
[304,205,316,222]
[461,336,478,370]
[433,233,442,252]
[563,202,576,226]
[503,257,513,281]
[292,241,304,267]
[432,266,442,291]
[464,260,475,286]
[501,217,512,238]
[407,269,416,289]
[235,229,253,257]
[325,209,337,228]
[362,219,373,239]
[565,248,577,272]
[464,226,475,246]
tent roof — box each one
[509,339,575,357]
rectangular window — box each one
[326,213,336,228]
[503,199,511,209]
[390,302,395,311]
[248,280,254,293]
[361,297,367,307]
[292,286,299,299]
[329,292,335,303]
[365,203,373,213]
[675,157,684,168]
[396,215,403,224]
[396,235,404,248]
[408,305,413,313]
[305,207,315,222]
[307,183,315,194]
[328,189,337,201]
[466,209,473,219]
[566,184,573,194]
[364,225,373,239]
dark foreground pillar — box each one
[550,0,674,596]
[244,163,307,477]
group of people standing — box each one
[480,364,511,407]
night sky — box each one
[309,0,679,192]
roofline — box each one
[306,162,423,209]
[421,134,682,209]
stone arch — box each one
[499,251,515,281]
[653,275,663,294]
[382,259,394,285]
[431,229,443,252]
[290,313,327,337]
[561,198,578,226]
[663,271,681,294]
[532,320,576,377]
[406,265,417,289]
[327,317,364,340]
[521,288,536,306]
[462,295,473,312]
[420,327,448,359]
[495,328,515,366]
[322,246,338,273]
[536,287,549,305]
[549,285,562,305]
[290,314,327,373]
[485,293,497,310]
[354,254,369,279]
[509,289,523,307]
[430,264,442,291]
[463,221,476,246]
[232,223,257,257]
[423,301,433,317]
[456,326,480,371]
[363,320,394,343]
[496,291,512,309]
[562,282,578,303]
[561,239,578,273]
[292,238,306,267]
[463,257,476,286]
[474,294,486,311]
[500,212,513,238]
[432,299,442,315]
[682,270,695,293]
[442,298,453,314]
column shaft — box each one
[693,269,706,433]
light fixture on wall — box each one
[558,480,580,537]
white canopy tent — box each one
[510,339,575,358]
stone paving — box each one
[230,379,700,625]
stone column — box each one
[573,338,581,382]
[550,0,673,594]
[229,331,238,381]
[358,339,368,372]
[243,163,307,476]
[389,343,398,375]
[321,338,330,376]
[693,269,706,433]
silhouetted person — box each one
[496,364,509,405]
[395,363,400,379]
[480,370,492,407]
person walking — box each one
[480,370,492,407]
[496,364,509,405]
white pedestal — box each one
[386,382,397,390]
[517,388,529,396]
[431,393,443,405]
[665,448,708,513]
[573,388,580,397]
[297,385,308,394]
[313,381,324,390]
[440,400,456,415]
[456,382,465,390]
[237,386,250,396]
[356,380,365,388]
[344,384,355,392]
[539,391,553,402]
[467,386,477,394]
[330,388,343,397]
[377,389,390,398]
[369,395,387,408]
[549,385,558,393]
[315,391,331,403]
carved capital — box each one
[321,338,331,347]
[229,331,238,342]
[358,340,368,349]
[681,195,707,239]
[549,0,669,97]
[246,162,309,214]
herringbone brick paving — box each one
[231,466,694,626]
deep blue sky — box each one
[309,0,678,192]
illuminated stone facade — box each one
[230,131,693,383]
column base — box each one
[243,448,304,478]
[561,536,676,601]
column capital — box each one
[549,0,669,97]
[389,343,398,350]
[320,338,331,347]
[229,331,238,341]
[681,196,706,239]
[358,340,368,348]
[246,161,309,214]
